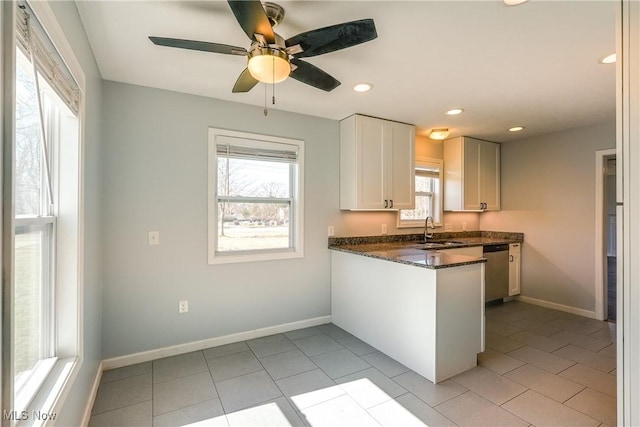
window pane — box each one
[218,157,290,198]
[217,202,290,252]
[415,176,433,192]
[14,224,52,387]
[400,195,432,221]
[15,51,43,217]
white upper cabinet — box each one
[340,114,415,210]
[444,136,500,211]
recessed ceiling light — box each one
[504,0,529,5]
[353,83,373,93]
[509,126,525,132]
[600,53,616,64]
[445,108,464,115]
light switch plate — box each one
[328,226,335,237]
[381,224,388,235]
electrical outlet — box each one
[328,226,335,237]
[178,300,188,314]
[462,222,467,231]
[148,231,160,246]
[381,224,388,235]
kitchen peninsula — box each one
[329,232,522,383]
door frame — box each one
[595,149,616,320]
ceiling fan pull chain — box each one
[264,82,268,116]
[272,57,276,105]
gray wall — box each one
[48,2,103,426]
[481,122,615,312]
[101,81,339,358]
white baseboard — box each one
[80,361,103,427]
[102,315,332,371]
[515,295,598,319]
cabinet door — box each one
[443,137,463,211]
[463,138,482,210]
[388,121,415,209]
[481,141,501,211]
[356,116,386,209]
[509,243,521,296]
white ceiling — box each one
[75,0,616,142]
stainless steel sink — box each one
[412,240,466,250]
[413,242,445,250]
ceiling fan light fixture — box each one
[248,48,291,83]
[445,108,464,115]
[509,126,525,132]
[429,128,449,140]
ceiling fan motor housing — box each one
[263,2,285,27]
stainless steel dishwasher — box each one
[483,244,510,303]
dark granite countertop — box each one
[328,231,523,270]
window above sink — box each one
[397,157,443,229]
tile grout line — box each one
[202,349,227,419]
[90,398,154,418]
[151,360,155,422]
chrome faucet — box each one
[424,216,435,241]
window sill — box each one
[396,222,442,229]
[15,358,58,414]
[208,249,304,265]
[17,357,79,427]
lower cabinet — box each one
[509,243,521,296]
[331,250,484,383]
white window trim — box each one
[11,1,86,423]
[207,128,304,265]
[397,157,443,229]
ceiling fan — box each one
[149,1,377,93]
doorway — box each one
[604,156,617,321]
[595,149,617,321]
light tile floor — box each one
[89,302,617,426]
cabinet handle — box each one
[384,200,388,208]
[510,255,514,262]
[390,199,394,208]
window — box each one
[398,158,443,227]
[208,128,304,264]
[9,1,83,414]
[14,47,59,411]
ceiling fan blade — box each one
[232,68,259,93]
[289,58,340,92]
[285,19,377,58]
[149,37,247,56]
[227,0,275,44]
